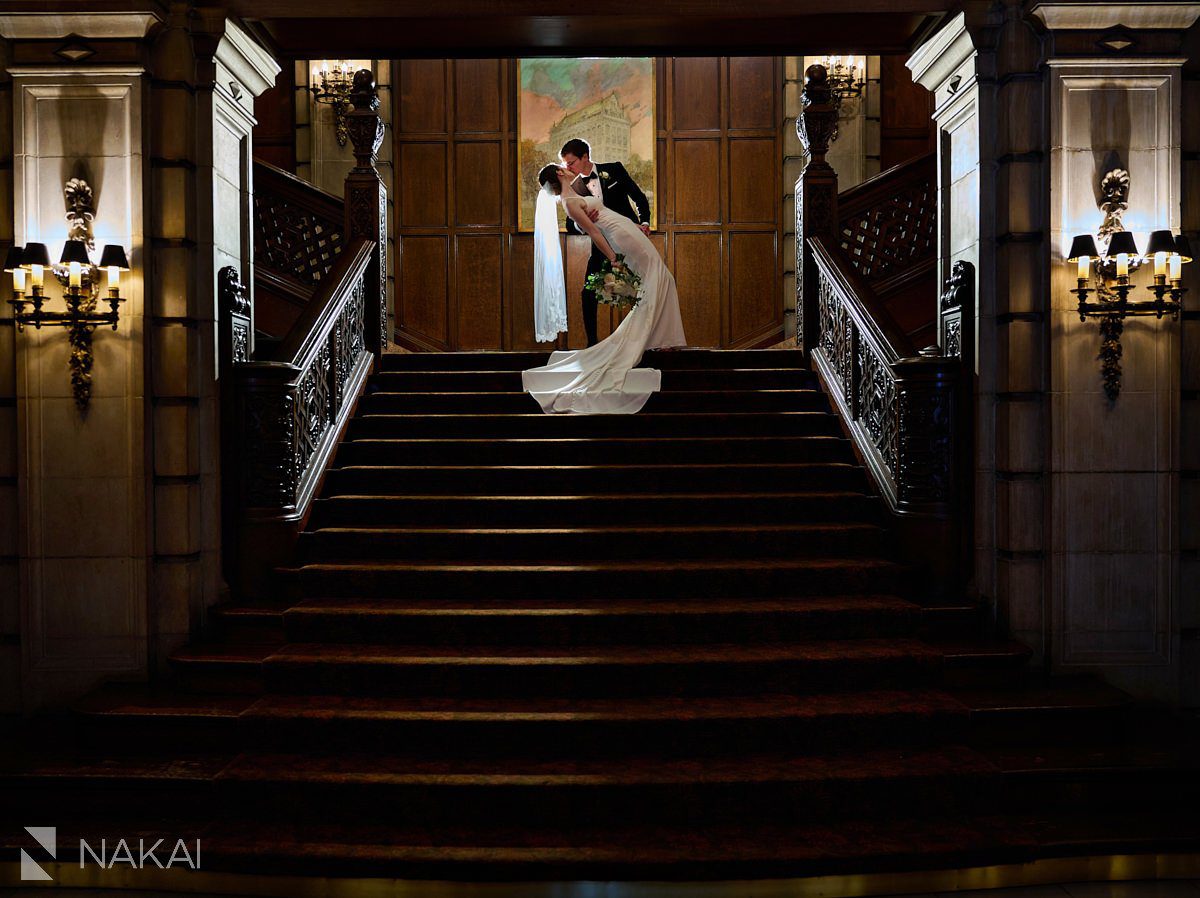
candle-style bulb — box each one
[30,264,43,289]
[1170,253,1182,281]
[1154,252,1167,278]
[68,260,81,288]
[1116,253,1129,278]
[12,268,25,292]
[1077,256,1090,280]
[107,265,119,291]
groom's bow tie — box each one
[582,172,598,181]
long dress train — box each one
[522,194,686,414]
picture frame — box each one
[517,57,657,232]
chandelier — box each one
[817,55,865,108]
[311,60,356,147]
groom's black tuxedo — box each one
[564,160,652,346]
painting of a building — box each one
[549,92,632,164]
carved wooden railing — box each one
[222,69,388,597]
[809,236,960,517]
[233,237,373,517]
[797,64,971,596]
[253,159,345,302]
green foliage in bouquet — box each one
[584,254,643,310]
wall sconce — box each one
[310,59,355,146]
[816,55,865,109]
[6,239,128,412]
[1068,228,1188,401]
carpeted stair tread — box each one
[287,594,917,615]
[334,435,855,466]
[244,688,969,723]
[380,348,807,372]
[73,683,259,718]
[360,389,831,414]
[346,411,844,439]
[950,677,1135,712]
[289,556,905,575]
[296,522,884,561]
[372,367,818,392]
[215,744,995,786]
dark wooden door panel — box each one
[399,142,448,227]
[455,234,504,350]
[399,235,451,349]
[728,57,775,130]
[398,59,448,133]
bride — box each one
[522,163,687,415]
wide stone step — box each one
[371,367,818,393]
[282,594,920,645]
[323,462,870,496]
[308,491,882,528]
[334,435,856,466]
[359,389,831,415]
[296,523,885,562]
[286,556,910,601]
[381,349,808,372]
[258,638,941,698]
[346,411,843,440]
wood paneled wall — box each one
[880,55,935,170]
[394,57,783,351]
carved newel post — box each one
[344,69,388,362]
[796,64,841,354]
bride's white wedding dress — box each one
[522,193,687,414]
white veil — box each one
[533,186,568,343]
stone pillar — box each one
[909,1,1200,702]
[2,11,157,710]
[1035,1,1198,702]
[0,9,277,711]
[910,6,1007,640]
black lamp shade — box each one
[3,245,24,272]
[59,239,91,265]
[1106,231,1139,257]
[99,244,130,270]
[1067,235,1099,261]
[1145,230,1176,256]
[1175,235,1193,263]
[21,242,51,268]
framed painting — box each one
[517,57,657,232]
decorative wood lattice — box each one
[838,178,936,282]
[254,192,344,286]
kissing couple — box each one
[522,137,687,415]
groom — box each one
[560,137,652,346]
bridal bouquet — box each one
[585,254,643,310]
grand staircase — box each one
[4,349,1198,884]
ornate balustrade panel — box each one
[235,238,374,521]
[809,235,959,518]
[253,159,345,291]
[836,152,937,287]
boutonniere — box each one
[599,171,611,181]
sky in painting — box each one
[520,58,654,156]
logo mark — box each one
[21,826,55,881]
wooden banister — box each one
[222,70,387,598]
